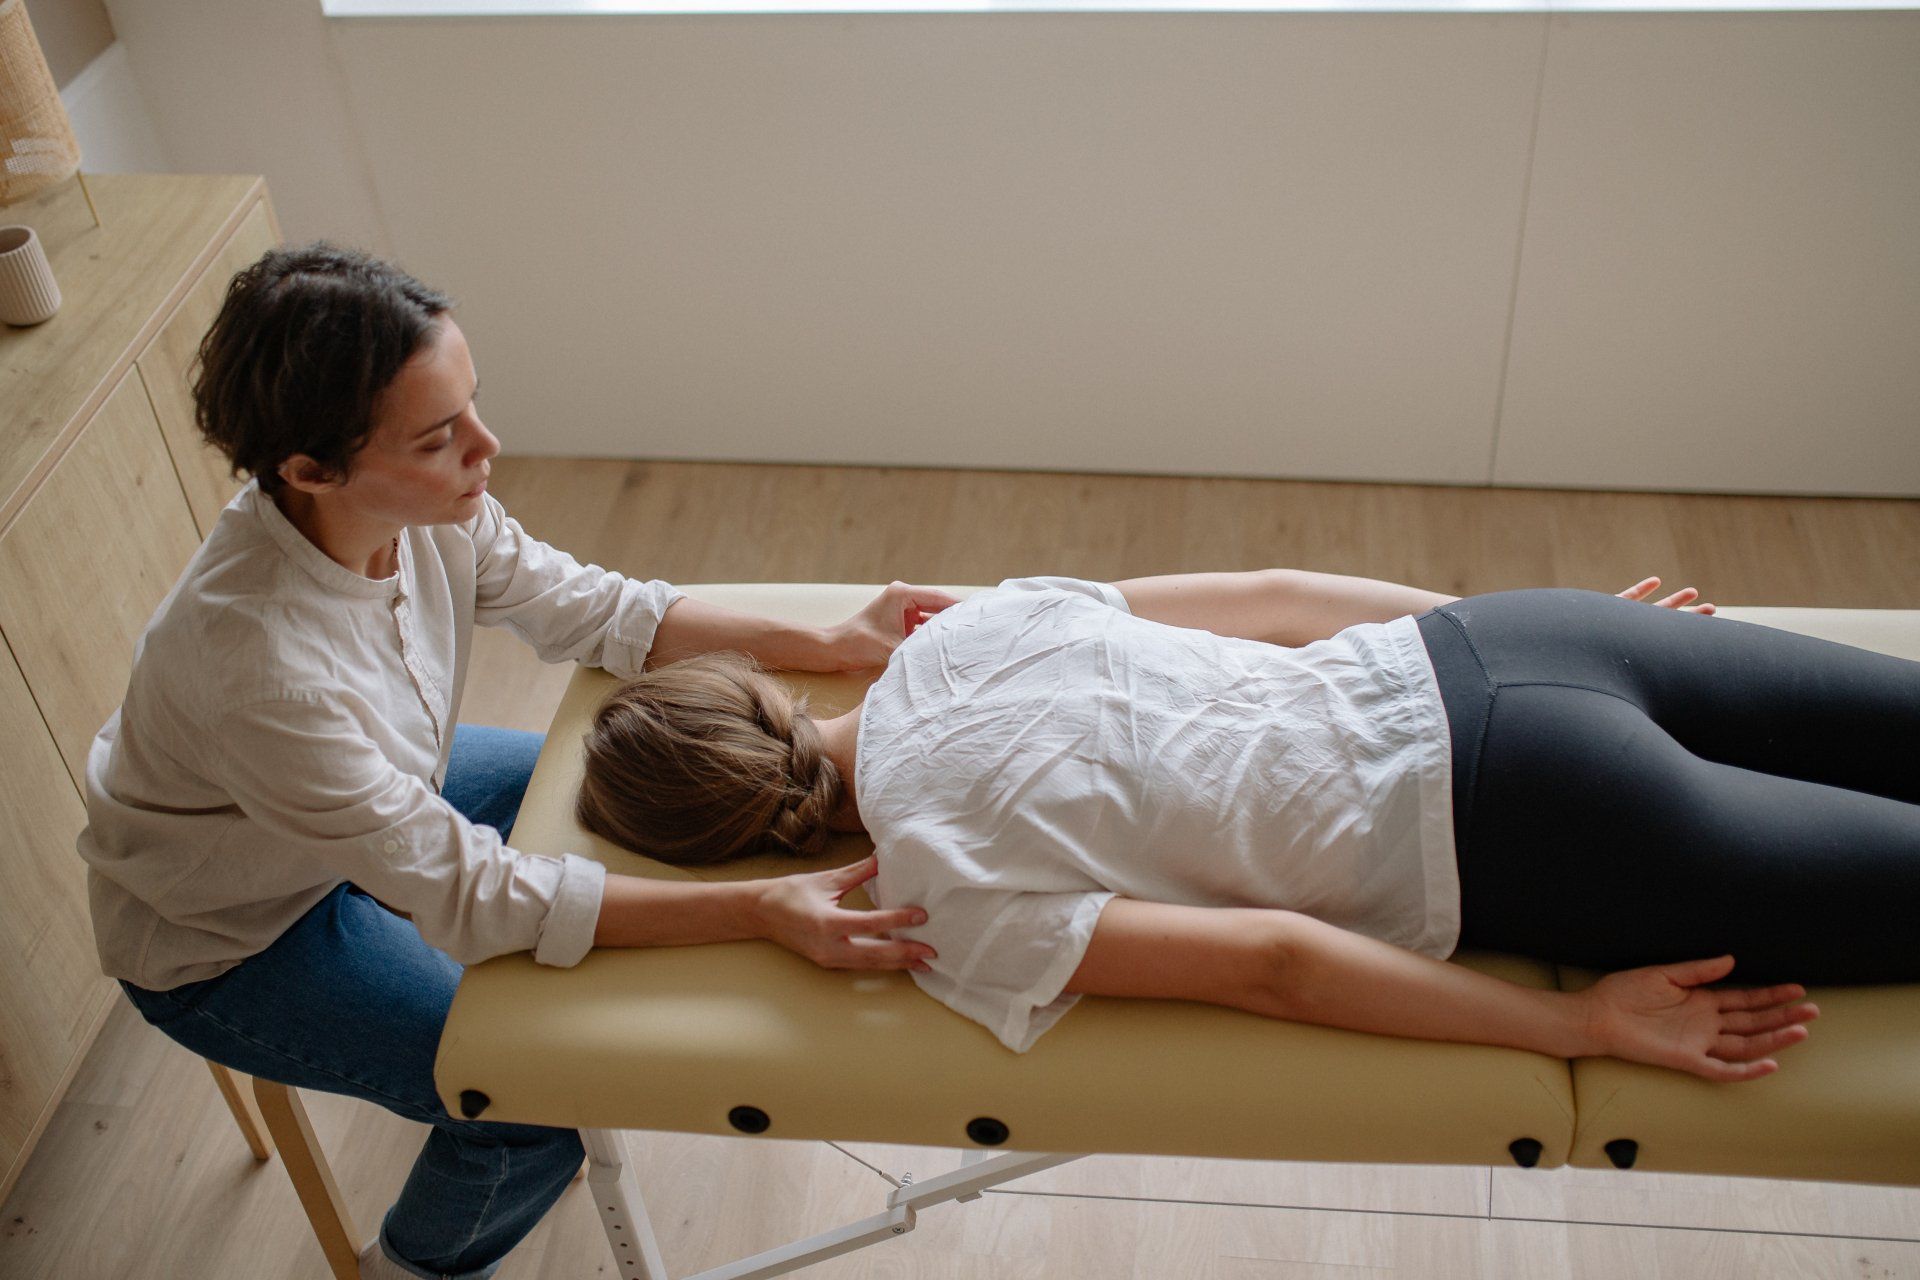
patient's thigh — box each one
[1455,682,1920,985]
[1447,587,1920,804]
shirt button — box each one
[384,838,402,853]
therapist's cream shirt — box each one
[862,577,1457,1053]
[79,480,682,991]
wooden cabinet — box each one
[138,199,275,538]
[0,173,282,1205]
[0,372,207,788]
[0,643,95,1185]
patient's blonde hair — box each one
[575,652,842,867]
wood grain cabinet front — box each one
[0,174,282,1209]
[0,370,206,792]
[137,199,279,538]
[0,623,103,1192]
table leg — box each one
[583,1128,672,1280]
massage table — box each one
[432,585,1920,1280]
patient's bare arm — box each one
[1063,900,1583,1053]
[1111,569,1456,648]
[1064,899,1815,1082]
[1110,570,1714,647]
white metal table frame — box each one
[582,1128,1083,1280]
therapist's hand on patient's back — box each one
[751,854,937,972]
[822,583,962,671]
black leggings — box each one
[1414,588,1920,985]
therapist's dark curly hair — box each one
[192,241,455,496]
[576,653,844,867]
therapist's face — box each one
[285,314,501,527]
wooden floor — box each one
[6,458,1919,1280]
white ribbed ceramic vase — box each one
[0,225,61,326]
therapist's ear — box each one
[277,454,346,494]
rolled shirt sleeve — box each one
[213,693,606,968]
[469,492,683,679]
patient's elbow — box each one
[1243,915,1309,1021]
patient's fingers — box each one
[829,854,879,885]
[834,935,935,971]
[1716,983,1809,1012]
[1712,1024,1811,1062]
[830,906,930,936]
[1718,1002,1818,1035]
[900,586,961,613]
[1696,1056,1779,1083]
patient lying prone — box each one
[574,574,1825,1083]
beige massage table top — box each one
[435,586,1920,1186]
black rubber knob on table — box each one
[729,1105,772,1134]
[966,1117,1010,1146]
[1507,1137,1544,1168]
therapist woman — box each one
[77,242,946,1280]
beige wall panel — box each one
[138,197,280,538]
[0,634,106,1201]
[0,372,203,790]
[27,0,114,90]
[60,41,175,174]
[329,15,1545,485]
[1495,13,1920,496]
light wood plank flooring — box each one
[5,459,1919,1280]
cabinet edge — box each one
[0,178,271,543]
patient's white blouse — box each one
[861,576,1456,1053]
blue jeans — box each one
[120,724,577,1280]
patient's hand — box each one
[749,854,937,973]
[1617,576,1716,615]
[1579,954,1817,1082]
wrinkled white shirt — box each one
[79,480,682,990]
[861,576,1456,1052]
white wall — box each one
[99,0,393,260]
[100,1,1920,495]
[1496,14,1920,494]
[32,0,114,90]
[59,41,172,173]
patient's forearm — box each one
[646,596,829,671]
[1277,570,1458,646]
[591,872,764,948]
[1115,568,1457,647]
[1272,915,1596,1059]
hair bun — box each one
[575,651,847,867]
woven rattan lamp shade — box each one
[0,0,82,206]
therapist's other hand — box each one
[1617,576,1716,615]
[752,854,938,972]
[823,582,961,671]
[1579,954,1817,1082]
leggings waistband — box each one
[1414,606,1491,856]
